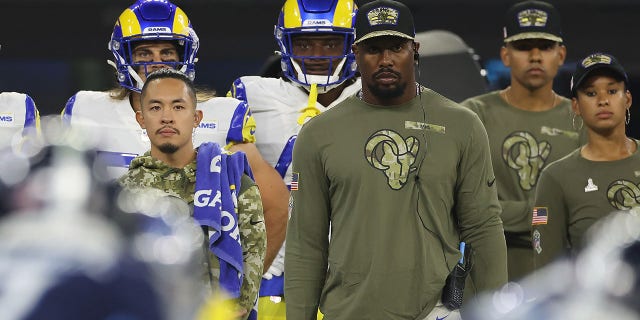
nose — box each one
[160,108,174,124]
[149,52,171,70]
[597,94,609,106]
[529,47,542,62]
[310,44,325,58]
[379,49,393,67]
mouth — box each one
[595,111,614,119]
[157,127,178,136]
[303,64,332,75]
[527,67,545,75]
[374,71,400,85]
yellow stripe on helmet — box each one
[173,7,190,36]
[118,8,142,37]
[283,0,303,28]
[333,0,355,28]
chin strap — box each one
[107,59,145,92]
[297,83,321,126]
[290,57,348,93]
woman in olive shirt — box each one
[532,52,638,268]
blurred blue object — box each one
[0,141,207,320]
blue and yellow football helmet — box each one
[108,0,199,92]
[275,0,357,92]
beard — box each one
[158,143,179,154]
[367,68,407,100]
[367,81,407,100]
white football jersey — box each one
[0,92,39,151]
[230,76,360,293]
[230,77,361,186]
[63,90,255,179]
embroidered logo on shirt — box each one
[607,180,640,210]
[584,178,598,192]
[503,131,550,191]
[405,121,446,134]
[365,129,419,190]
[532,207,548,225]
[540,126,579,140]
[290,172,299,191]
[533,229,542,254]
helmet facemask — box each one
[275,0,358,93]
[276,29,356,93]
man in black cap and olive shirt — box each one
[461,0,582,281]
[284,1,508,319]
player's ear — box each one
[500,45,510,67]
[571,97,580,116]
[557,43,566,66]
[194,110,203,127]
[135,110,146,129]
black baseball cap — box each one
[503,0,563,43]
[354,0,415,45]
[570,53,628,97]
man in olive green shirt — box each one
[460,0,582,280]
[284,1,507,319]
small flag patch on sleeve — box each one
[290,172,299,191]
[532,207,548,225]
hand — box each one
[235,308,247,319]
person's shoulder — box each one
[231,76,303,107]
[0,91,29,100]
[339,77,363,97]
[459,91,501,108]
[551,95,573,113]
[310,94,358,121]
[0,92,33,109]
[118,155,163,186]
[543,148,581,173]
[72,90,113,101]
[236,75,280,85]
[239,173,257,191]
[128,153,156,171]
[64,90,131,123]
[420,88,483,120]
[238,174,260,208]
[233,76,284,94]
[67,90,123,109]
[198,96,246,109]
[117,168,140,187]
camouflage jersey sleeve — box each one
[236,174,266,314]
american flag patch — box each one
[532,207,548,225]
[290,172,299,191]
